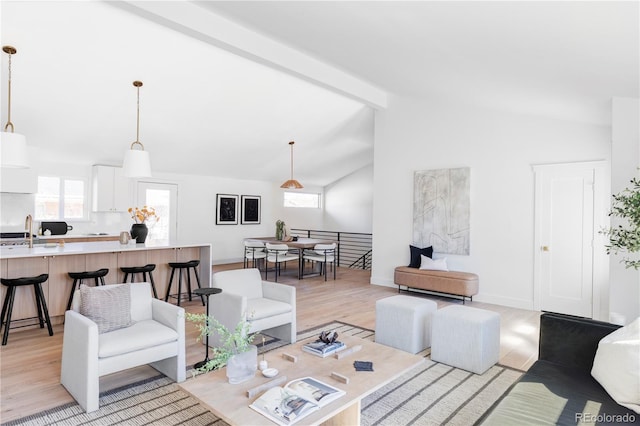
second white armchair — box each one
[209,268,296,347]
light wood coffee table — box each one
[179,335,425,425]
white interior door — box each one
[534,162,607,318]
[137,182,178,241]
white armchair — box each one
[60,282,185,413]
[210,268,296,347]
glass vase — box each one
[226,345,257,384]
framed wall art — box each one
[241,195,261,225]
[216,194,239,225]
[413,167,470,255]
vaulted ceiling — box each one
[1,1,637,187]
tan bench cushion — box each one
[394,266,479,297]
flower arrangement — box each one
[128,206,159,224]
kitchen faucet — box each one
[25,214,33,248]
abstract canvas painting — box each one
[413,168,470,255]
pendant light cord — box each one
[136,83,140,143]
[3,47,14,132]
[290,141,294,179]
[131,81,144,150]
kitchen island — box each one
[0,240,212,326]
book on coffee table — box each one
[249,377,345,425]
[301,340,346,358]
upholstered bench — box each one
[431,305,500,374]
[394,266,479,303]
[375,295,438,354]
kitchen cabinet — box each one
[86,252,119,284]
[48,254,85,317]
[92,165,130,212]
[146,249,176,300]
[116,250,148,283]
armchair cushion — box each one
[99,319,179,358]
[79,283,132,333]
[247,298,292,321]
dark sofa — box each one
[479,312,639,425]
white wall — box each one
[609,97,640,324]
[271,185,325,233]
[371,95,611,311]
[324,164,374,233]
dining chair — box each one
[303,243,337,281]
[244,241,267,270]
[265,243,300,282]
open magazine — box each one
[249,377,345,425]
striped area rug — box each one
[4,321,522,426]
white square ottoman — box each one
[431,305,500,374]
[375,295,438,354]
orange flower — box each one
[128,206,159,224]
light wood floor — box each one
[0,263,541,423]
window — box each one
[283,192,321,208]
[35,176,87,220]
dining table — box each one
[244,236,338,279]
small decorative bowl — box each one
[262,368,278,378]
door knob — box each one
[541,246,550,252]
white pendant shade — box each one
[0,131,29,168]
[123,149,151,178]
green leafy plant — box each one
[276,219,285,240]
[186,312,258,373]
[602,176,640,269]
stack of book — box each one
[302,340,346,358]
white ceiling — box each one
[198,1,639,125]
[1,1,638,186]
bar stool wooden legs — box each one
[67,268,109,311]
[1,274,53,346]
[165,260,204,306]
[120,264,158,298]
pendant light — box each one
[0,46,29,168]
[280,140,303,189]
[122,80,152,178]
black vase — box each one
[130,223,148,243]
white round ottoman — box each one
[431,305,500,374]
[375,295,438,354]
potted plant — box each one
[276,219,285,240]
[186,312,259,384]
[602,176,640,269]
[127,206,158,243]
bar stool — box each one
[165,260,204,306]
[1,274,53,346]
[67,268,109,311]
[120,264,158,298]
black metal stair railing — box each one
[290,228,372,270]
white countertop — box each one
[36,234,119,240]
[0,240,211,259]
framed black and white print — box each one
[241,195,261,225]
[216,194,239,225]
